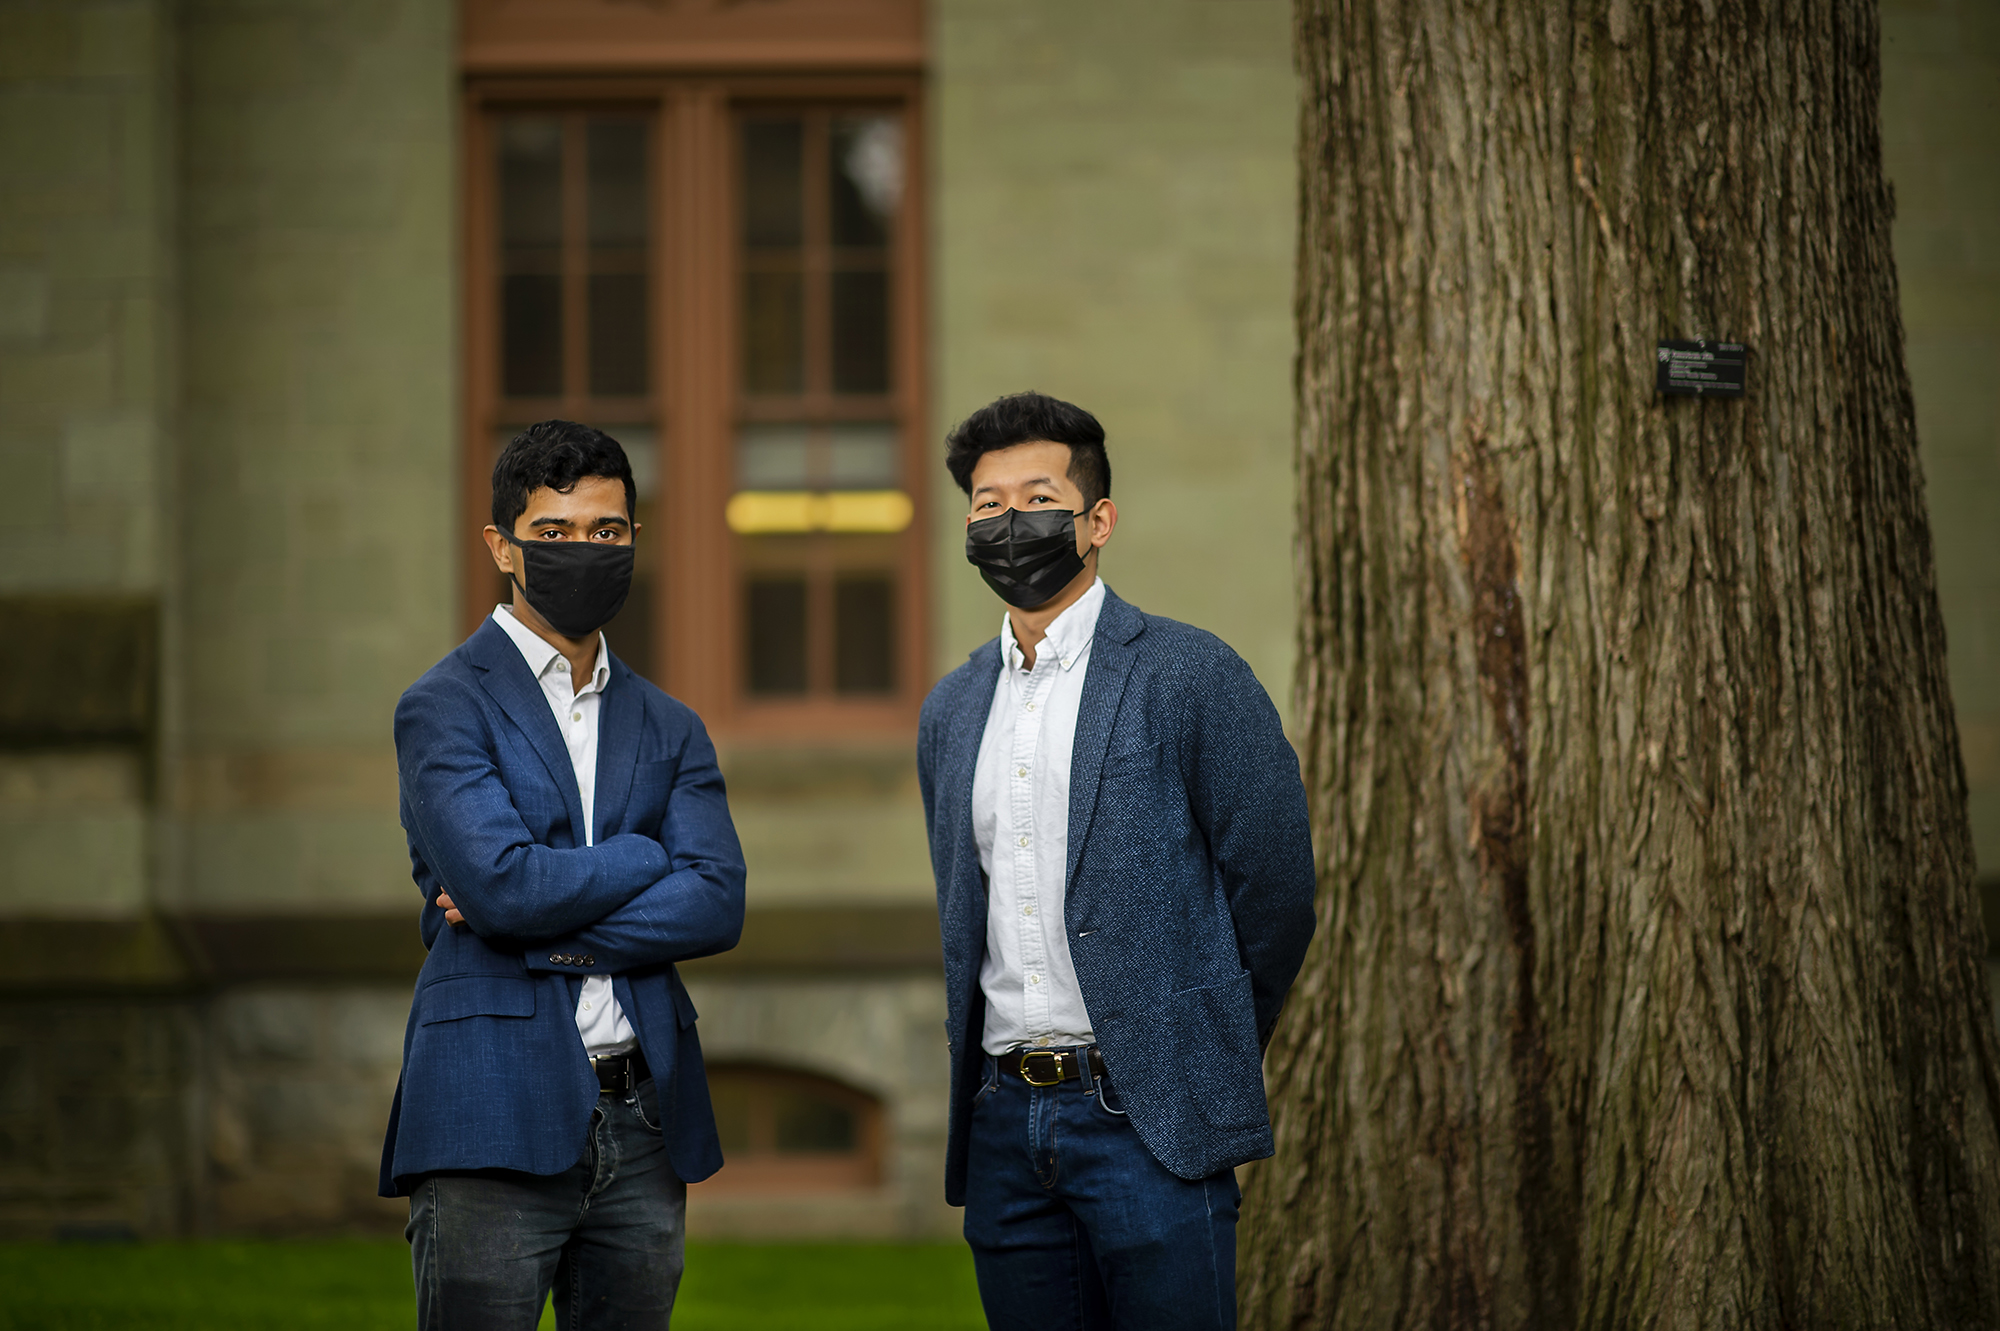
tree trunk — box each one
[1240,1,2000,1327]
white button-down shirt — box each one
[973,578,1107,1054]
[492,605,636,1055]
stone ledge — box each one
[0,904,943,991]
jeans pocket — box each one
[631,1076,663,1134]
[1091,1075,1130,1119]
[970,1061,1001,1111]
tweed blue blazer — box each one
[918,587,1316,1200]
[377,617,745,1197]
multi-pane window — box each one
[486,108,658,681]
[732,109,909,701]
[466,85,923,733]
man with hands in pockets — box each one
[917,392,1317,1331]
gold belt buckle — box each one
[1018,1050,1065,1087]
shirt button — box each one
[1015,766,1028,778]
[1061,657,1072,668]
[582,1002,591,1011]
[1022,905,1034,916]
[1028,974,1041,985]
[1017,835,1030,848]
[571,711,582,722]
[1025,702,1037,712]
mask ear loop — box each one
[499,531,534,606]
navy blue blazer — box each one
[377,617,745,1197]
[918,587,1316,1200]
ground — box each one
[0,1240,985,1330]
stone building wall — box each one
[930,0,1299,698]
[0,0,1992,1248]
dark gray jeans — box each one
[407,1077,687,1331]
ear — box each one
[1082,498,1117,552]
[482,525,515,576]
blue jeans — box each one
[963,1050,1241,1330]
[407,1076,686,1331]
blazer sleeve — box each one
[523,717,746,973]
[1183,645,1318,1042]
[396,677,669,941]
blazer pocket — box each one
[633,758,680,791]
[417,974,537,1025]
[1169,970,1265,1130]
[1102,740,1162,779]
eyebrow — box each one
[529,514,630,530]
[971,476,1058,497]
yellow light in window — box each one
[725,490,914,534]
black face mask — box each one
[506,537,634,638]
[964,506,1086,610]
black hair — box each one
[490,420,637,534]
[943,392,1111,509]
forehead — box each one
[519,475,629,520]
[968,440,1076,492]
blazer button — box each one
[549,954,562,964]
[583,956,596,967]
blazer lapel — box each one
[592,654,643,844]
[467,618,590,845]
[1066,589,1145,890]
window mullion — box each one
[561,112,591,413]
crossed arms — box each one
[395,678,745,974]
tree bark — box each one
[1240,1,2000,1327]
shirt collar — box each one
[492,605,610,692]
[1000,577,1106,674]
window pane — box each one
[588,118,650,396]
[743,270,804,393]
[742,119,803,248]
[829,115,900,247]
[773,1088,857,1153]
[589,274,647,396]
[736,423,895,491]
[831,269,889,394]
[834,575,895,694]
[746,577,808,694]
[499,116,563,397]
[502,275,563,397]
[737,424,812,490]
[826,423,899,489]
[588,119,647,246]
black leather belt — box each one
[591,1048,648,1093]
[1000,1047,1108,1088]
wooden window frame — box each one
[462,72,928,739]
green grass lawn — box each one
[0,1240,986,1330]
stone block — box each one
[324,988,410,1069]
[220,990,320,1062]
[0,807,148,914]
[0,268,49,343]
